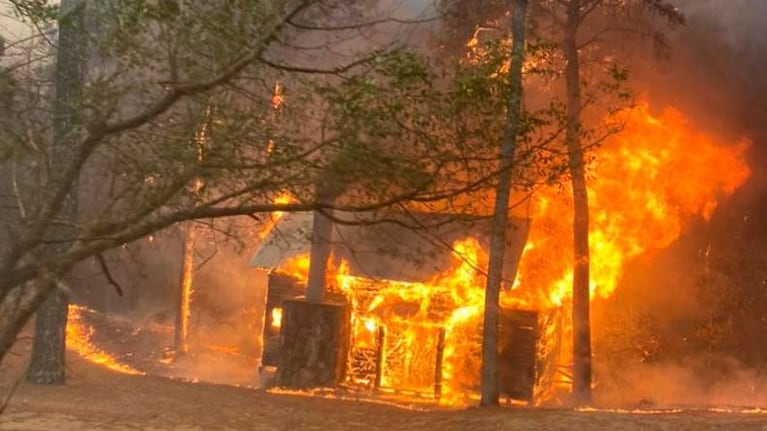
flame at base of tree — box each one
[66,305,143,375]
[273,102,750,405]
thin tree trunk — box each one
[563,0,593,406]
[305,209,333,303]
[479,0,528,407]
[174,223,195,354]
[173,105,211,354]
[27,290,68,383]
[27,0,86,385]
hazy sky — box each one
[675,0,765,51]
[2,1,760,63]
[0,1,37,42]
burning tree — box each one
[535,0,686,406]
[479,0,529,407]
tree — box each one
[174,105,211,355]
[542,0,684,405]
[479,0,528,407]
[561,0,593,405]
[173,222,194,354]
[26,0,86,384]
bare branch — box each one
[10,160,26,220]
[95,254,123,297]
[257,54,376,76]
[286,14,441,32]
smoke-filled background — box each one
[591,0,767,407]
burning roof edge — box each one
[250,210,530,283]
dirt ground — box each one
[1,313,766,430]
[0,354,766,431]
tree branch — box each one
[257,54,376,76]
[286,14,441,32]
[95,254,123,297]
[4,0,316,274]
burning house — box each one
[250,210,563,404]
[248,102,753,406]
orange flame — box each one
[505,103,751,311]
[256,192,295,242]
[277,253,311,281]
[66,305,143,375]
[271,307,283,330]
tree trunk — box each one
[0,282,53,364]
[305,209,333,303]
[174,223,195,354]
[27,289,69,383]
[479,0,528,407]
[563,0,593,406]
[276,298,350,388]
[27,0,86,385]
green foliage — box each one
[310,33,589,212]
[7,0,58,24]
[0,0,642,310]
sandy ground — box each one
[0,311,766,430]
[0,355,766,431]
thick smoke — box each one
[635,0,767,139]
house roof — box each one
[251,211,530,283]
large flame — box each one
[278,253,311,282]
[334,237,487,399]
[269,102,750,405]
[504,103,751,311]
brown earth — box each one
[1,352,767,431]
[1,312,766,430]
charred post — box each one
[276,298,350,389]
